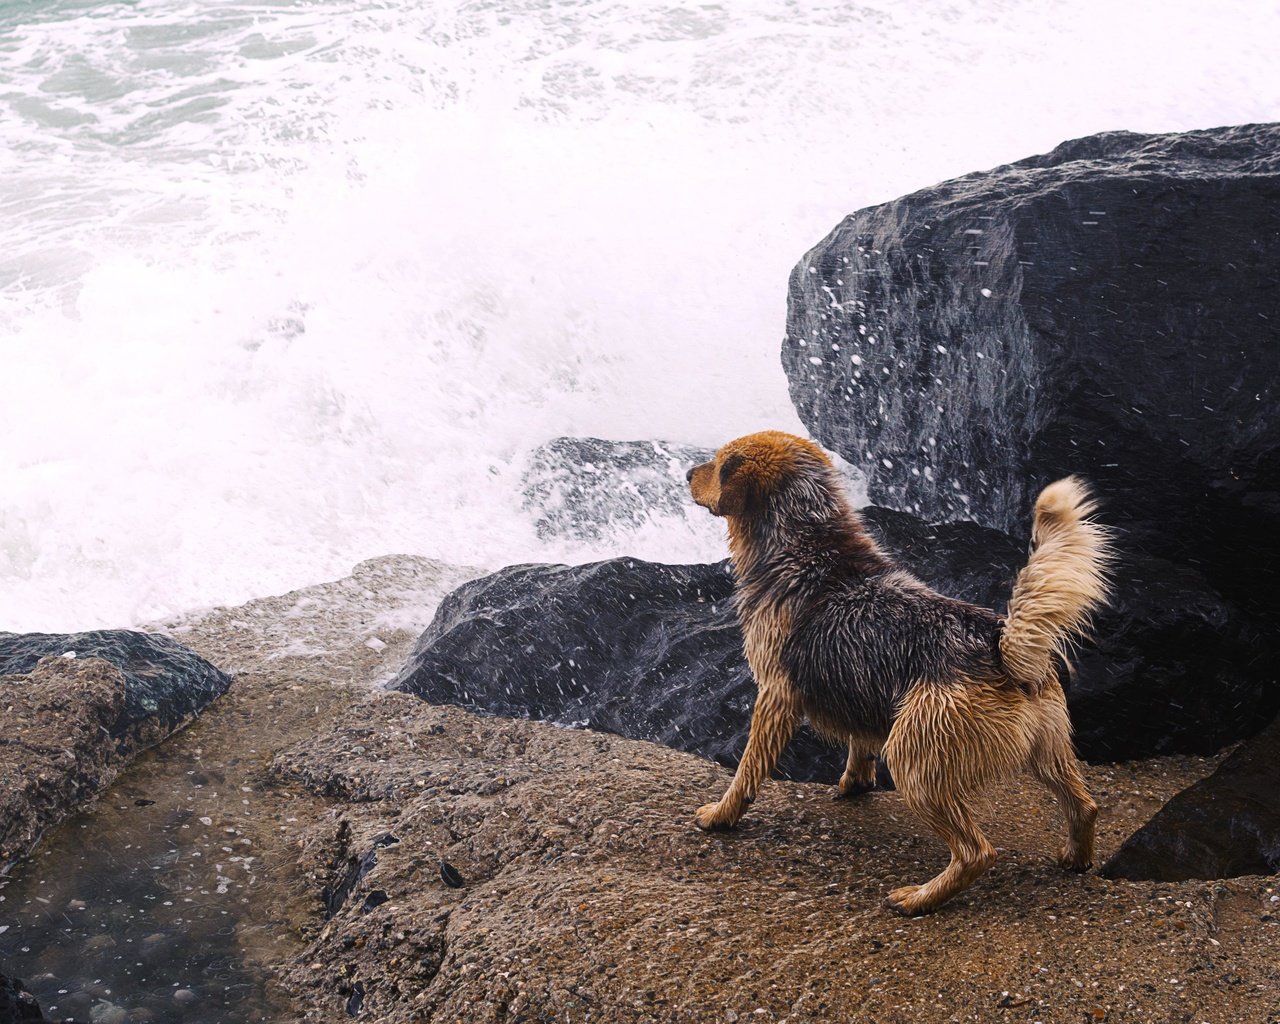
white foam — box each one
[2,0,1277,630]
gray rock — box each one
[521,436,714,542]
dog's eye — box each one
[720,454,746,484]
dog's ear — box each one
[716,453,754,516]
[719,453,746,485]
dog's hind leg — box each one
[881,683,1027,914]
[1028,690,1098,871]
[883,794,997,917]
[695,686,799,830]
[834,737,879,799]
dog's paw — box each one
[883,884,935,917]
[1057,846,1093,873]
[832,777,875,801]
[694,801,740,831]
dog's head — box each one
[686,430,832,518]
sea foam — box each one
[1,0,1276,630]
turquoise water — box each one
[1,0,1278,633]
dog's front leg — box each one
[695,686,799,830]
[834,737,880,799]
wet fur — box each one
[687,431,1110,915]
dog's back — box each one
[781,567,1003,739]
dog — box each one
[686,430,1110,915]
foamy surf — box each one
[1,0,1276,630]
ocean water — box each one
[2,0,1277,632]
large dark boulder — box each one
[391,558,792,774]
[394,506,1252,765]
[1070,554,1276,759]
[0,631,232,865]
[782,123,1280,632]
[1101,714,1280,881]
[521,437,714,542]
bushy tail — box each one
[1000,477,1112,691]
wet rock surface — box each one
[2,555,1275,1024]
[271,690,1279,1024]
[0,557,479,1024]
[0,629,231,868]
[521,437,714,542]
[1103,714,1280,882]
[392,508,1267,763]
[0,657,125,868]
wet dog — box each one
[686,430,1110,915]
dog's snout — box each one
[685,465,697,483]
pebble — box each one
[172,989,198,1004]
[90,1002,128,1024]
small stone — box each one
[90,1001,128,1024]
[172,989,198,1004]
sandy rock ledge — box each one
[271,693,1280,1023]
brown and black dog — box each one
[686,430,1110,915]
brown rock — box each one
[270,692,1280,1023]
[0,657,127,867]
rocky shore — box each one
[4,122,1280,1024]
[1,552,1277,1024]
[272,686,1280,1024]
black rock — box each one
[1101,714,1280,880]
[391,557,798,776]
[781,123,1280,629]
[861,513,1277,758]
[1069,554,1277,759]
[856,506,1024,612]
[359,890,389,914]
[0,630,232,744]
[521,437,714,542]
[0,973,45,1023]
[345,980,365,1017]
[394,505,1272,765]
[439,861,465,889]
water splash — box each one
[2,0,1277,629]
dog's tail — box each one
[1000,477,1112,691]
